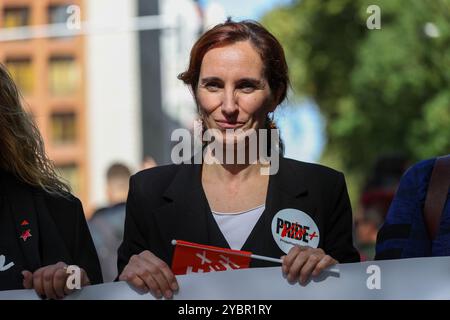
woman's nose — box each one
[221,89,238,115]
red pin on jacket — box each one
[20,220,32,241]
[20,229,32,242]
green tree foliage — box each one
[263,0,450,178]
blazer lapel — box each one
[153,158,316,266]
[153,164,211,250]
[205,210,231,249]
[241,157,311,265]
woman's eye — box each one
[205,82,220,91]
[238,83,256,93]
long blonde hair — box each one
[0,63,70,195]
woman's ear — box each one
[268,87,283,112]
[268,102,277,113]
[268,94,280,113]
[275,86,285,105]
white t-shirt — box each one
[212,204,265,250]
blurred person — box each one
[354,155,408,260]
[361,155,409,218]
[354,210,383,261]
[376,155,450,259]
[118,19,359,299]
[354,188,392,261]
[141,156,157,171]
[0,63,102,297]
[88,163,131,282]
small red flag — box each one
[171,240,252,275]
[21,220,29,226]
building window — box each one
[49,57,79,95]
[56,164,80,195]
[3,7,30,28]
[50,112,77,145]
[5,58,34,95]
[48,4,75,39]
[48,5,70,24]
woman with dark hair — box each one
[118,20,359,299]
[0,63,102,297]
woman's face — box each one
[196,40,276,142]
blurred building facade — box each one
[0,0,89,205]
[0,0,202,215]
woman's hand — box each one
[119,250,179,299]
[282,246,338,285]
[22,262,90,299]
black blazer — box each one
[0,170,102,290]
[118,157,359,273]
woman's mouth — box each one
[215,120,245,130]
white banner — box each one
[1,256,450,300]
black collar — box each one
[162,157,308,202]
[153,157,310,259]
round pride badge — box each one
[271,208,320,254]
